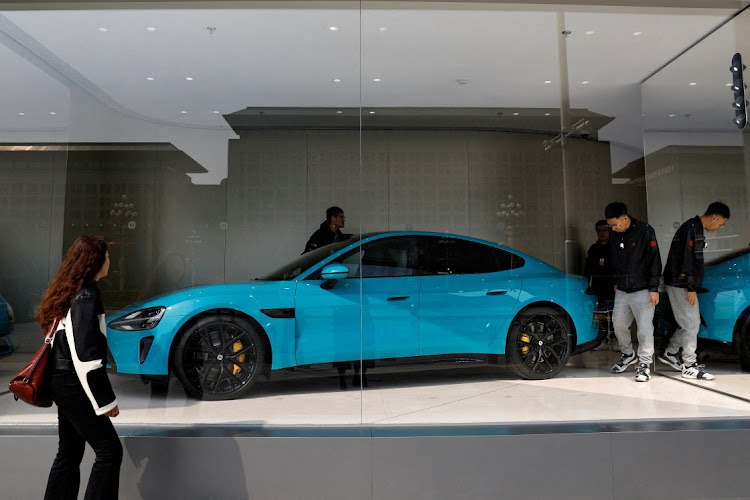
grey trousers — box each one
[612,289,655,365]
[665,285,700,366]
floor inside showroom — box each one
[2,323,750,427]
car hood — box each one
[109,280,288,317]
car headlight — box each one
[109,307,166,331]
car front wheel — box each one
[174,314,266,400]
[506,307,572,379]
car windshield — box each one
[257,234,361,280]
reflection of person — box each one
[585,220,616,350]
[303,206,345,254]
[605,202,662,382]
[659,202,730,380]
[36,236,122,499]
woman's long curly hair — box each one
[36,236,108,336]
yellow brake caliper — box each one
[232,340,245,375]
[519,333,531,355]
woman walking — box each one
[37,236,122,499]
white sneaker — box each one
[682,363,715,380]
[611,351,637,373]
[635,363,651,382]
[657,350,683,371]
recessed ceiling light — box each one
[146,77,154,81]
[378,27,389,32]
[18,112,24,116]
[49,111,56,115]
[544,80,552,84]
[212,110,220,114]
[513,112,520,116]
[544,113,551,116]
[336,110,343,114]
[633,31,642,36]
[98,27,108,32]
[586,31,595,35]
[582,81,589,84]
[373,78,381,82]
[369,111,376,114]
[329,26,339,31]
[180,111,188,114]
[726,83,733,87]
[333,78,342,83]
[689,82,697,86]
[146,26,156,31]
[668,114,675,117]
[185,77,194,81]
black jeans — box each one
[44,371,122,500]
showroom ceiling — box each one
[0,1,745,167]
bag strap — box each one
[45,319,60,344]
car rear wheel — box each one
[506,306,572,379]
[174,315,266,400]
[737,318,750,372]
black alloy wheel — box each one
[174,315,266,400]
[506,307,572,379]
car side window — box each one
[425,237,523,275]
[336,237,423,278]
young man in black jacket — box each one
[658,202,730,380]
[584,220,616,350]
[303,206,345,254]
[605,202,662,382]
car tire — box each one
[174,314,266,400]
[737,318,750,372]
[506,306,572,380]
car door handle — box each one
[387,296,410,301]
[486,290,509,296]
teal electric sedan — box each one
[107,232,598,400]
[698,247,750,370]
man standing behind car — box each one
[303,206,345,254]
[605,202,662,382]
[658,202,730,380]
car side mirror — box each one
[320,263,349,289]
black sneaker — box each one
[657,350,682,371]
[611,351,637,373]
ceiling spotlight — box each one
[49,112,56,115]
[369,111,375,114]
[689,82,697,86]
[730,53,748,129]
[633,31,642,36]
[582,81,589,84]
[544,113,551,116]
[17,112,24,116]
[212,110,220,114]
[544,80,552,84]
[513,112,520,116]
[329,26,339,31]
[586,31,595,35]
[185,77,194,81]
[98,27,108,32]
[668,114,675,117]
[373,78,381,82]
[378,27,389,32]
[146,77,154,81]
[180,111,188,114]
[146,26,156,31]
[333,78,342,83]
[336,110,343,114]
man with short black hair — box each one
[605,202,662,382]
[303,206,346,254]
[585,220,616,351]
[658,202,730,380]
